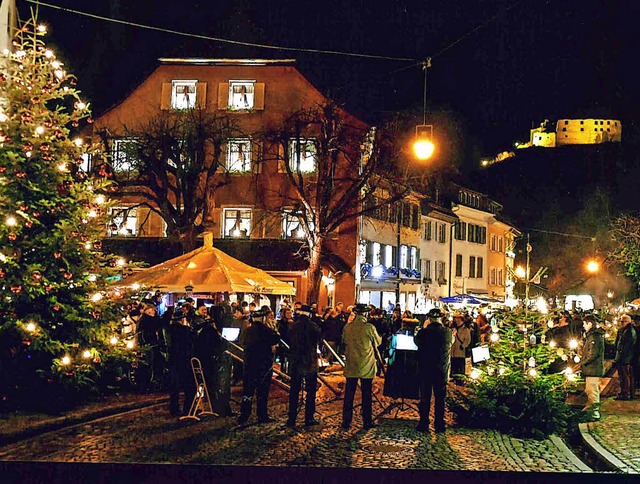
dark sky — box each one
[24,0,638,168]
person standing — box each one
[414,308,453,433]
[165,314,196,416]
[614,314,637,400]
[341,304,382,430]
[451,314,471,379]
[581,314,605,419]
[286,305,322,428]
[238,309,281,424]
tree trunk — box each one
[307,240,323,305]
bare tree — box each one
[261,102,407,304]
[97,109,239,253]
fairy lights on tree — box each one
[0,14,132,411]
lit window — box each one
[400,245,408,269]
[223,208,251,238]
[372,243,381,266]
[438,223,446,243]
[384,245,393,267]
[112,139,138,171]
[283,211,314,239]
[289,139,316,172]
[108,207,137,237]
[229,81,255,110]
[171,80,197,110]
[410,246,418,270]
[227,139,252,172]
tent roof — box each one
[119,233,296,295]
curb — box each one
[0,396,169,447]
[549,434,592,473]
[578,422,637,474]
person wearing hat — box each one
[341,303,382,430]
[237,308,281,425]
[414,307,453,433]
[580,314,605,420]
[286,304,323,428]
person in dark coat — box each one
[581,314,605,419]
[193,314,235,417]
[165,316,196,416]
[286,305,322,428]
[614,314,637,400]
[414,308,453,433]
[277,307,294,374]
[137,304,162,388]
[322,308,343,365]
[238,309,281,424]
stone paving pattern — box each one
[586,398,640,473]
[0,376,588,472]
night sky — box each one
[23,0,638,170]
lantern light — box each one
[26,322,37,332]
[82,350,91,359]
[110,336,118,345]
[61,355,71,365]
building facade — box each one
[92,58,367,308]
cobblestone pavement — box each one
[0,376,589,472]
[584,397,640,473]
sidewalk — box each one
[579,396,640,473]
[0,392,168,446]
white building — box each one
[356,192,422,312]
[449,188,494,297]
[418,202,458,312]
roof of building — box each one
[157,58,297,66]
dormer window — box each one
[171,80,197,109]
[229,81,255,110]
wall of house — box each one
[451,205,492,296]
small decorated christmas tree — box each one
[449,309,583,438]
[0,15,131,411]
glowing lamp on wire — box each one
[413,125,435,161]
[586,260,600,273]
[569,339,578,350]
[515,266,526,279]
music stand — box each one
[377,334,421,419]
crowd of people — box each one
[121,296,460,432]
[122,294,640,429]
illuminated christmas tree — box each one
[449,310,583,438]
[0,16,131,411]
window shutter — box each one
[217,83,229,110]
[277,143,286,173]
[254,83,265,110]
[367,241,374,265]
[195,82,207,109]
[161,83,171,110]
[392,246,397,267]
[416,248,421,270]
